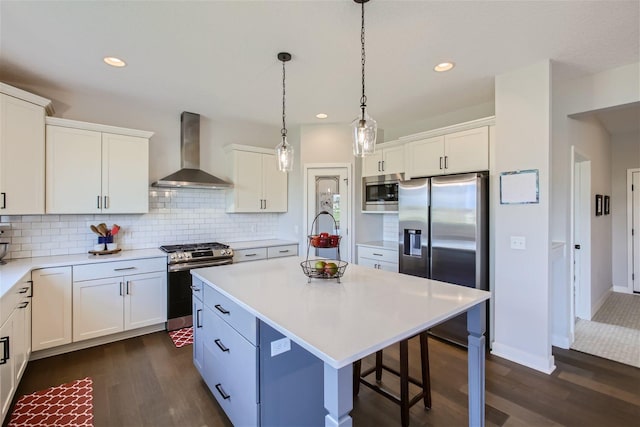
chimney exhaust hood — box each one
[152,112,233,189]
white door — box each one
[73,277,124,341]
[32,267,72,351]
[102,133,149,213]
[633,171,640,292]
[262,153,288,212]
[0,312,16,421]
[305,166,352,262]
[573,152,592,322]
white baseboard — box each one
[491,341,556,374]
[591,287,612,317]
[30,323,166,361]
[551,333,571,349]
[613,285,633,294]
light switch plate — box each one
[510,236,526,250]
[271,337,291,357]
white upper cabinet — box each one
[0,85,52,215]
[45,117,152,214]
[225,145,287,213]
[363,143,404,177]
[406,126,489,178]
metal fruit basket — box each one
[301,210,347,283]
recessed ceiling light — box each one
[434,62,455,72]
[104,56,126,67]
[316,113,328,119]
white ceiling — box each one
[1,0,638,134]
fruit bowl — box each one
[308,233,341,248]
[300,260,348,282]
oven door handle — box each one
[168,259,233,272]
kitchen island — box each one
[192,256,490,426]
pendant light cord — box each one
[360,0,367,119]
[281,59,287,140]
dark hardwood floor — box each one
[5,332,640,427]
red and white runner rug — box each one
[8,377,93,427]
[169,326,193,348]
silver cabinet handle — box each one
[372,253,383,256]
[244,253,257,257]
[190,284,201,292]
[114,267,136,271]
[17,301,29,309]
[214,304,230,315]
[0,336,9,364]
[0,192,5,209]
[196,309,202,328]
[439,157,443,170]
[444,156,448,169]
[381,160,385,171]
[97,195,101,209]
[119,282,123,296]
[18,287,29,294]
[126,281,131,295]
[215,383,230,400]
[214,339,230,353]
[104,195,109,209]
[279,250,289,253]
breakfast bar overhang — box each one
[192,256,490,426]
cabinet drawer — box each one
[267,244,298,258]
[358,246,398,263]
[1,274,31,326]
[203,284,257,345]
[191,277,204,302]
[233,247,267,263]
[73,257,166,282]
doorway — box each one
[629,169,640,292]
[304,165,352,262]
[571,146,592,337]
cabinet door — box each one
[124,271,167,330]
[232,150,263,212]
[32,267,72,351]
[262,153,287,212]
[381,146,404,174]
[46,125,102,213]
[13,299,29,382]
[406,136,444,178]
[73,277,124,341]
[443,126,489,174]
[357,256,379,270]
[0,94,45,215]
[193,295,204,374]
[102,133,149,213]
[0,313,15,422]
[362,151,384,177]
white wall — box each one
[492,60,555,374]
[550,61,640,347]
[611,132,640,289]
[568,117,612,315]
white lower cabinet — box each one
[1,276,32,423]
[233,243,298,263]
[357,245,399,272]
[192,282,204,375]
[72,258,166,342]
[32,266,72,351]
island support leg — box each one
[467,302,486,427]
[324,363,353,427]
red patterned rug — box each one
[8,377,93,427]
[169,326,193,348]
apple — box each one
[324,262,338,277]
[314,260,326,273]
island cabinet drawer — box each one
[1,273,32,326]
[267,244,298,258]
[203,284,257,345]
[358,246,398,264]
[233,247,267,263]
[73,257,166,282]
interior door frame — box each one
[627,168,640,293]
[303,163,353,262]
[570,145,592,339]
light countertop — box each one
[225,239,298,250]
[0,249,166,297]
[192,256,489,369]
[357,241,398,251]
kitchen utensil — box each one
[97,223,108,236]
[90,225,103,236]
[111,224,120,236]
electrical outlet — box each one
[271,337,291,357]
[510,236,526,250]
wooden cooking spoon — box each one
[90,225,103,236]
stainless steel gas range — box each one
[159,242,234,331]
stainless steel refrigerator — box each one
[399,172,489,347]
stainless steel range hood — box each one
[152,112,232,189]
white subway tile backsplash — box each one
[383,213,399,242]
[1,188,280,260]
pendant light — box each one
[276,52,294,172]
[351,0,377,157]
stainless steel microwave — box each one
[362,173,404,212]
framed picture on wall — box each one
[595,194,603,216]
[604,195,610,215]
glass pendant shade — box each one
[351,108,377,157]
[276,136,294,172]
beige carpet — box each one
[571,293,640,368]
